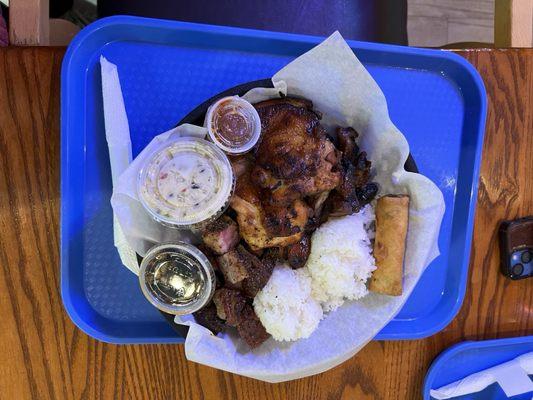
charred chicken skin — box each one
[230,98,340,250]
[321,127,378,219]
[251,98,341,205]
[230,166,311,249]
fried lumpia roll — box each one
[369,194,409,296]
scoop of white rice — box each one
[253,266,323,341]
[253,206,376,341]
[306,205,376,312]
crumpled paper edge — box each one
[101,56,139,273]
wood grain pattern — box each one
[0,47,531,400]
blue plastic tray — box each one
[424,336,533,399]
[61,16,487,343]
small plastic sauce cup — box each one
[137,137,234,229]
[206,96,261,154]
[139,242,216,315]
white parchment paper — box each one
[108,32,445,382]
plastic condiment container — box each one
[139,242,216,315]
[138,137,234,229]
[205,96,261,154]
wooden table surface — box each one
[0,47,531,400]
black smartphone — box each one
[499,216,533,280]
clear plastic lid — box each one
[138,137,234,229]
[139,242,215,315]
[206,96,261,154]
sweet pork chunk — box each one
[193,303,226,335]
[212,288,270,348]
[236,305,270,348]
[242,256,274,299]
[201,215,240,255]
[212,288,247,326]
[320,127,378,219]
[217,248,249,289]
[217,245,274,297]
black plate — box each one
[150,79,418,338]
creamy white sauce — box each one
[139,139,233,227]
[157,152,215,207]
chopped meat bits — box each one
[213,288,247,326]
[193,303,226,335]
[212,288,270,348]
[237,305,270,348]
[217,245,273,297]
[201,215,240,255]
[217,248,249,289]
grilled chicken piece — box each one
[254,97,323,179]
[229,98,338,249]
[231,195,310,249]
[201,215,240,255]
[308,191,330,222]
[251,139,340,205]
[261,201,311,237]
[230,155,253,179]
[251,98,341,204]
[231,168,310,249]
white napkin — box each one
[430,352,533,399]
[100,56,138,274]
[102,56,201,271]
